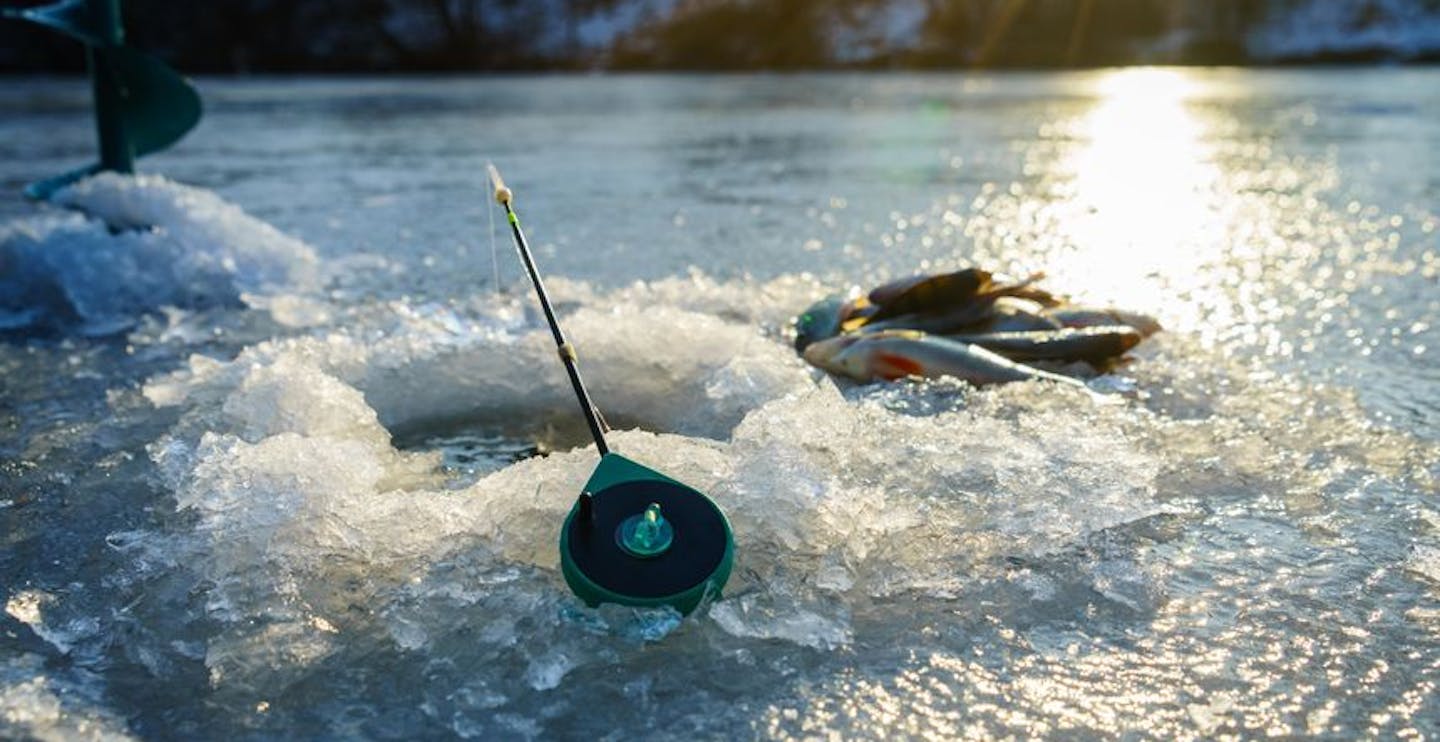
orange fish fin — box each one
[874,352,925,380]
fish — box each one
[853,269,1061,339]
[801,330,1088,388]
[857,302,1001,335]
[794,295,848,352]
[867,268,988,310]
[862,297,1060,336]
[1044,305,1162,337]
[795,271,1159,365]
[948,325,1143,364]
[867,268,1057,324]
[968,297,1063,333]
[794,294,880,351]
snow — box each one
[0,174,320,334]
[129,249,1162,698]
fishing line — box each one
[488,176,501,296]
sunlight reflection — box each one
[1050,68,1223,331]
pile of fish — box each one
[793,268,1160,387]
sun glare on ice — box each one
[1049,68,1227,332]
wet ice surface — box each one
[2,71,1439,739]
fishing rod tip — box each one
[486,162,512,205]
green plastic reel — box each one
[559,453,734,615]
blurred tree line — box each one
[609,0,1268,69]
[1,0,584,71]
[0,0,1412,73]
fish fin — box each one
[870,268,988,321]
[980,271,1061,307]
[839,295,872,319]
[836,296,878,332]
[873,352,926,381]
[868,274,928,305]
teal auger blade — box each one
[2,0,110,46]
[23,163,101,201]
[5,0,202,200]
[99,45,202,158]
[21,47,201,200]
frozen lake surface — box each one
[2,71,1438,739]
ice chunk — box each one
[710,593,852,650]
[522,651,575,691]
[0,654,136,741]
[221,356,391,448]
[131,273,1169,703]
[144,289,815,444]
[4,591,100,658]
[1408,545,1440,585]
[0,173,320,334]
[4,590,46,628]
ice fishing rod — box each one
[488,164,610,456]
[487,164,733,616]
